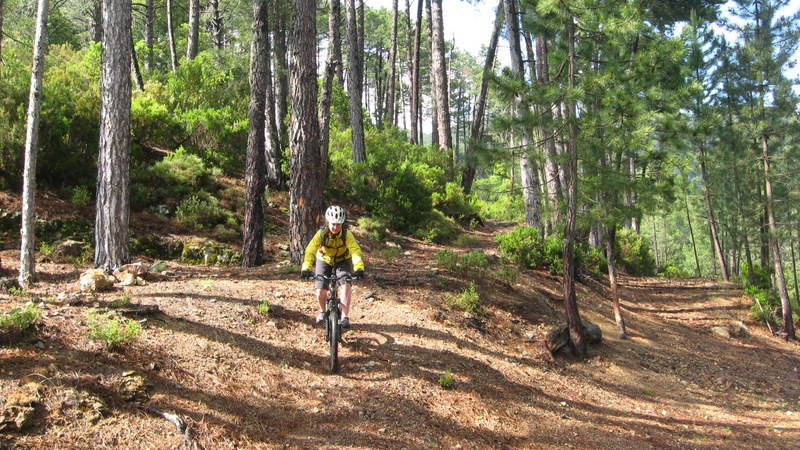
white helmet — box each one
[325,205,346,224]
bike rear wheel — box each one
[328,306,340,373]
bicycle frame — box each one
[311,273,353,373]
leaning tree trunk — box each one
[186,0,199,60]
[699,141,729,281]
[563,17,587,358]
[242,0,269,267]
[95,0,132,272]
[131,36,145,91]
[288,0,324,264]
[166,0,178,72]
[319,0,341,178]
[345,0,366,164]
[762,131,794,339]
[605,225,627,338]
[18,0,49,287]
[462,0,502,195]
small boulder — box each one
[711,326,731,339]
[79,269,115,292]
[52,239,86,259]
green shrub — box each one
[741,264,771,290]
[0,302,41,333]
[577,243,607,276]
[447,282,484,314]
[472,175,525,221]
[461,250,490,275]
[257,298,272,316]
[432,181,481,225]
[109,293,132,309]
[436,249,460,272]
[495,264,519,285]
[414,210,460,244]
[438,369,456,389]
[615,228,656,276]
[71,186,92,207]
[175,195,233,231]
[7,287,29,298]
[381,247,401,262]
[658,261,688,279]
[357,216,391,242]
[495,227,544,268]
[86,311,142,349]
[746,285,781,325]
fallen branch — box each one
[135,404,203,449]
[752,298,775,335]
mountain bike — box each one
[308,272,355,373]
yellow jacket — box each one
[302,227,365,271]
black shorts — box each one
[314,258,353,290]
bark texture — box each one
[95,0,132,272]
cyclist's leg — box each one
[334,260,354,319]
[315,258,333,314]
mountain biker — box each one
[301,205,365,328]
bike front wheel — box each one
[328,307,340,373]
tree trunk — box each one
[0,0,4,61]
[186,0,200,60]
[210,0,224,49]
[242,0,269,267]
[166,0,178,72]
[273,0,290,153]
[319,0,341,178]
[131,36,145,91]
[18,0,49,287]
[144,0,154,70]
[385,0,398,126]
[762,131,794,339]
[605,226,627,338]
[504,0,541,233]
[90,0,103,43]
[430,0,451,153]
[563,17,586,358]
[409,0,422,144]
[345,0,366,163]
[699,141,729,281]
[535,34,562,231]
[685,195,701,276]
[264,17,283,192]
[462,0,502,195]
[95,0,132,272]
[427,0,437,147]
[289,0,324,264]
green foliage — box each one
[280,264,300,275]
[0,302,41,333]
[432,182,481,225]
[436,249,490,275]
[746,285,781,325]
[357,216,392,242]
[447,282,485,314]
[413,210,461,244]
[39,242,56,256]
[109,293,132,309]
[495,227,563,273]
[436,249,460,272]
[257,298,272,316]
[7,287,30,298]
[495,264,519,285]
[381,247,401,262]
[615,228,657,276]
[658,261,689,279]
[438,369,456,389]
[577,243,607,276]
[86,311,142,349]
[175,195,234,231]
[71,186,92,207]
[328,128,448,234]
[741,264,771,290]
[472,175,525,221]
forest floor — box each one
[1,194,800,449]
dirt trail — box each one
[1,219,799,449]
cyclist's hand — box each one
[353,269,364,280]
[301,270,314,279]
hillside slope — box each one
[1,218,799,449]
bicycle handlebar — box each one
[305,273,358,282]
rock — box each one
[119,262,149,278]
[0,277,20,293]
[546,320,603,354]
[52,239,86,259]
[729,321,750,338]
[118,372,149,402]
[711,326,731,339]
[79,269,116,292]
[0,383,41,431]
